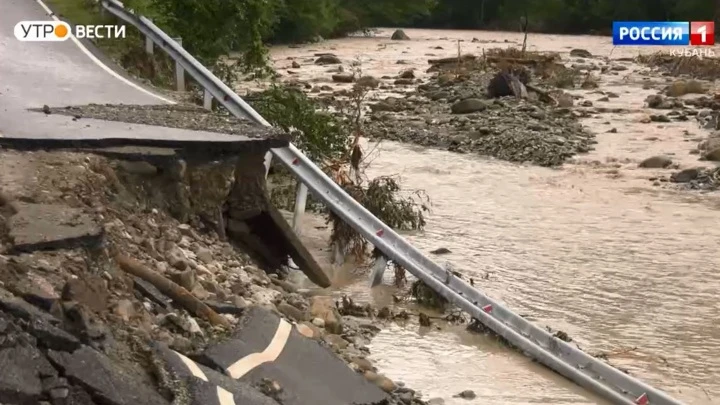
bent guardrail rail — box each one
[98,1,684,403]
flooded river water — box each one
[268,28,720,404]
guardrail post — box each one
[203,89,213,110]
[292,182,309,234]
[369,255,389,287]
[174,37,185,91]
[144,19,153,55]
[263,151,273,178]
[331,242,344,266]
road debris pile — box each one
[635,53,720,80]
[0,148,429,405]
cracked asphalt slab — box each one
[201,306,389,405]
[154,343,281,405]
[0,288,391,405]
[6,202,103,253]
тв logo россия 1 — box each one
[612,21,715,46]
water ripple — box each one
[362,140,720,403]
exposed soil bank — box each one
[0,146,430,405]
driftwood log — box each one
[526,83,558,105]
[114,253,231,328]
[485,56,546,65]
[428,54,555,66]
[428,54,477,65]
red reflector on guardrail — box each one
[375,229,384,237]
[292,158,299,165]
[482,304,492,313]
[635,393,648,405]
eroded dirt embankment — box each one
[0,139,430,405]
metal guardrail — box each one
[99,1,684,404]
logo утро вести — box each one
[14,20,126,41]
[612,21,715,46]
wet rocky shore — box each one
[273,43,720,191]
[362,71,595,167]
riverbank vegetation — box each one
[413,0,714,34]
[250,83,429,264]
[49,0,715,76]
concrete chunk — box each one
[47,346,169,405]
[26,317,81,352]
[7,203,102,252]
[0,287,61,325]
[0,343,58,404]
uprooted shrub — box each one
[328,175,429,260]
[248,82,430,266]
[411,279,448,310]
[635,52,720,80]
[486,47,588,90]
[250,85,350,162]
[249,85,351,212]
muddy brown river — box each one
[267,28,720,404]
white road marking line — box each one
[216,386,236,405]
[173,350,209,382]
[174,350,236,405]
[295,323,314,338]
[33,0,176,105]
[226,318,293,379]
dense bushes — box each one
[56,0,715,77]
[116,0,436,70]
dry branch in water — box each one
[114,253,230,328]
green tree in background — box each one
[414,0,716,34]
[101,0,718,75]
[271,0,340,43]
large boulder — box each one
[487,70,529,98]
[356,75,380,89]
[332,73,354,83]
[638,155,673,168]
[450,99,488,114]
[569,48,592,58]
[704,148,720,161]
[308,296,343,334]
[666,79,706,97]
[315,54,341,65]
[391,29,410,40]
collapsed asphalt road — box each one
[0,288,389,405]
[0,1,408,405]
[199,306,388,405]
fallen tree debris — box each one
[114,252,230,328]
